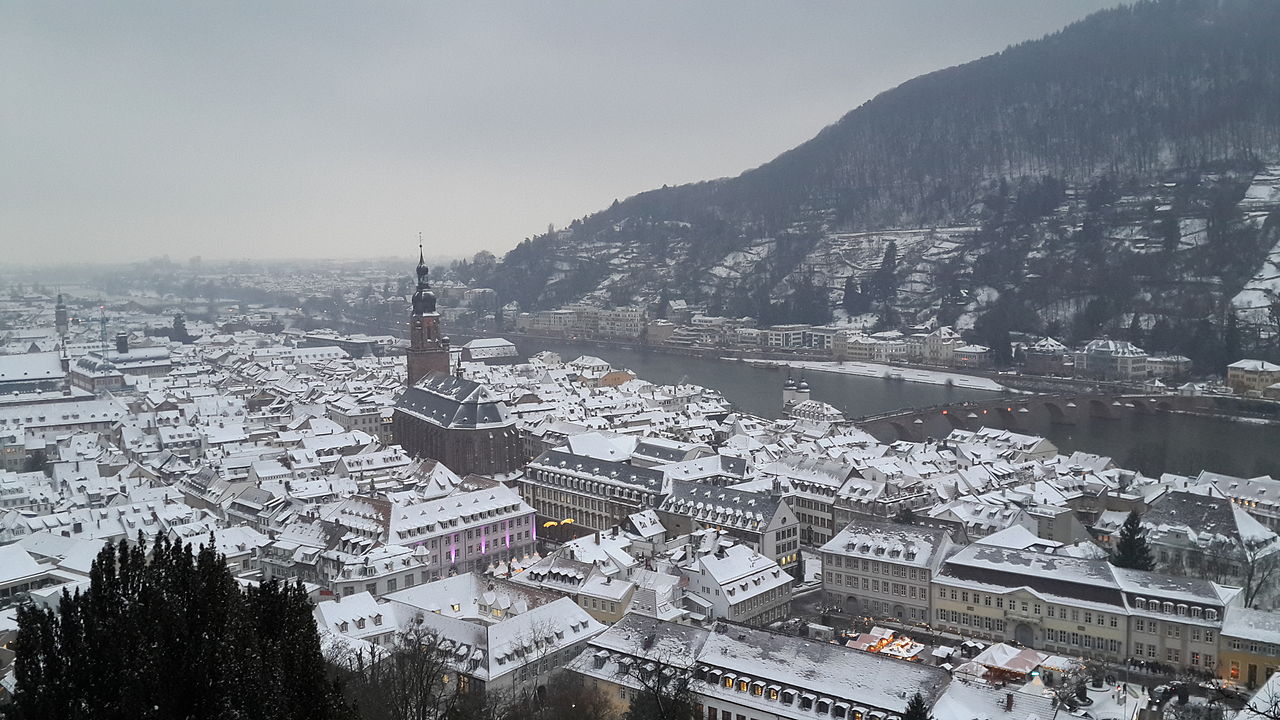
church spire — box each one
[411,235,436,315]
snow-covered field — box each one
[751,358,1007,391]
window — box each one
[1205,630,1215,643]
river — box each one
[511,338,1280,478]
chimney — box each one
[595,531,601,544]
[1005,692,1014,712]
[115,332,129,355]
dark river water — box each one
[513,338,1280,478]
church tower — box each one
[406,243,451,386]
[55,293,68,341]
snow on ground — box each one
[802,549,822,583]
[755,358,1007,392]
[1241,166,1280,210]
[1232,233,1280,320]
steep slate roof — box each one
[1144,489,1278,550]
[530,448,666,492]
[396,371,513,430]
[661,479,782,532]
[821,519,951,569]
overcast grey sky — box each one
[2,1,1126,266]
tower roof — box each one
[412,237,437,315]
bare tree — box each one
[615,631,697,720]
[507,672,617,720]
[334,624,470,720]
[1050,663,1091,710]
[1166,700,1226,720]
[1245,679,1280,720]
[501,617,562,706]
[1238,544,1279,608]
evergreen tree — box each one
[10,533,348,720]
[842,276,868,315]
[1110,510,1155,571]
[1224,312,1242,367]
[790,274,832,325]
[1127,313,1143,347]
[172,312,191,343]
[869,242,899,301]
[903,692,931,720]
[1147,317,1175,352]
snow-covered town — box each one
[2,257,1279,720]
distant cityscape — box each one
[2,250,1279,720]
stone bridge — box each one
[855,393,1200,444]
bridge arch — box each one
[888,421,913,443]
[1045,401,1068,424]
[1089,398,1114,419]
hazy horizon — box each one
[3,1,1125,266]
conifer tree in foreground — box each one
[9,533,348,720]
[1110,510,1156,571]
[903,692,931,720]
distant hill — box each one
[475,0,1280,368]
